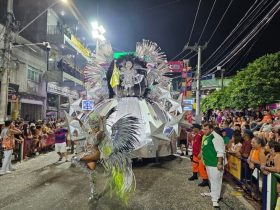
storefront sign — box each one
[226,154,241,181]
[64,35,91,61]
[47,83,79,99]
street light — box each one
[91,21,106,54]
[18,0,68,34]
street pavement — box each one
[0,151,254,210]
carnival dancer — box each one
[201,123,225,208]
[188,124,209,187]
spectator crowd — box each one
[179,108,280,208]
[0,118,70,176]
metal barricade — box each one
[226,152,280,210]
[226,153,263,200]
[23,134,55,159]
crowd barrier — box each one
[226,153,279,210]
[1,134,56,166]
[22,134,55,160]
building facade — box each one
[0,24,48,121]
[1,0,90,120]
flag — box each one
[110,62,120,88]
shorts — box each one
[179,139,187,145]
[55,142,67,153]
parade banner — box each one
[168,61,184,72]
[226,154,241,181]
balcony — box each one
[57,58,84,81]
[46,25,65,45]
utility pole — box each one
[184,43,207,124]
[217,66,225,90]
[0,0,14,123]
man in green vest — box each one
[201,123,225,208]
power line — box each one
[206,0,234,45]
[179,50,194,60]
[215,2,280,69]
[202,0,272,70]
[170,0,202,61]
[180,51,197,60]
[197,0,217,44]
[186,0,202,45]
[186,52,198,60]
[202,1,280,76]
[201,0,268,68]
[225,20,272,76]
[170,49,187,61]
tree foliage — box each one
[201,51,280,111]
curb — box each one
[224,183,256,210]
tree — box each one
[201,51,280,110]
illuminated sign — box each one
[113,52,134,59]
[64,35,91,60]
[82,100,94,111]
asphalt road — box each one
[0,152,253,210]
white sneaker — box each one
[213,201,220,208]
[200,192,211,197]
[5,171,12,174]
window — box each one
[27,65,40,82]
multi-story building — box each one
[0,23,48,121]
[0,0,90,120]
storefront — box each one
[19,94,45,121]
[47,82,79,119]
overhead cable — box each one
[197,0,217,44]
[206,0,234,45]
[202,1,280,76]
[170,0,202,61]
[202,0,271,69]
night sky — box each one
[73,0,280,75]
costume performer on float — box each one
[65,39,187,206]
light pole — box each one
[91,21,106,55]
[217,66,225,90]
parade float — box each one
[64,40,186,203]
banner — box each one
[168,61,184,72]
[64,35,91,61]
[226,154,241,181]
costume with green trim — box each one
[202,133,218,167]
